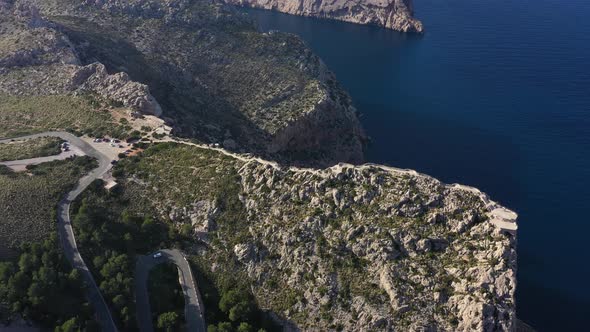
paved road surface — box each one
[135,249,206,332]
[0,147,84,172]
[1,132,118,332]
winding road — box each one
[1,132,118,332]
[135,249,206,332]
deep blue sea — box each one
[243,0,590,330]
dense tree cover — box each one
[194,266,278,332]
[71,181,172,330]
[148,263,185,331]
[157,311,180,332]
[0,233,98,330]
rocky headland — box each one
[0,1,519,331]
[117,142,518,331]
[221,0,424,33]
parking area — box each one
[81,137,131,161]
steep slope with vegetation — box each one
[0,136,62,161]
[23,0,366,166]
[0,157,96,256]
[112,142,517,331]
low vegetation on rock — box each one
[0,94,129,138]
[0,156,97,256]
[112,142,517,331]
[0,136,63,161]
[221,0,424,33]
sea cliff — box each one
[221,0,424,32]
[0,1,519,331]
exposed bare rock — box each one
[231,161,517,331]
[234,242,256,263]
[0,4,162,117]
[72,63,163,116]
[221,0,424,33]
[129,142,518,331]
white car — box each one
[153,252,163,259]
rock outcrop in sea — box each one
[221,0,424,33]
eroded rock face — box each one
[0,3,162,117]
[72,63,163,116]
[147,142,517,331]
[221,0,424,32]
[229,162,517,331]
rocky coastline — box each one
[221,0,424,33]
[0,1,520,331]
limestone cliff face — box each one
[222,0,424,32]
[130,142,518,331]
[0,2,162,117]
[72,63,163,116]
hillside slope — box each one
[114,142,518,331]
[22,0,367,166]
[0,1,518,331]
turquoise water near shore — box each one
[243,0,590,330]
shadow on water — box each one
[516,279,590,331]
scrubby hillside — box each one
[114,142,517,331]
[0,157,96,256]
[0,2,519,331]
[0,0,168,138]
[19,0,366,166]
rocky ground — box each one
[0,1,519,331]
[0,1,161,113]
[15,0,367,166]
[117,142,518,331]
[221,0,424,33]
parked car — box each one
[153,252,163,259]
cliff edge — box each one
[221,0,424,32]
[117,142,518,331]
